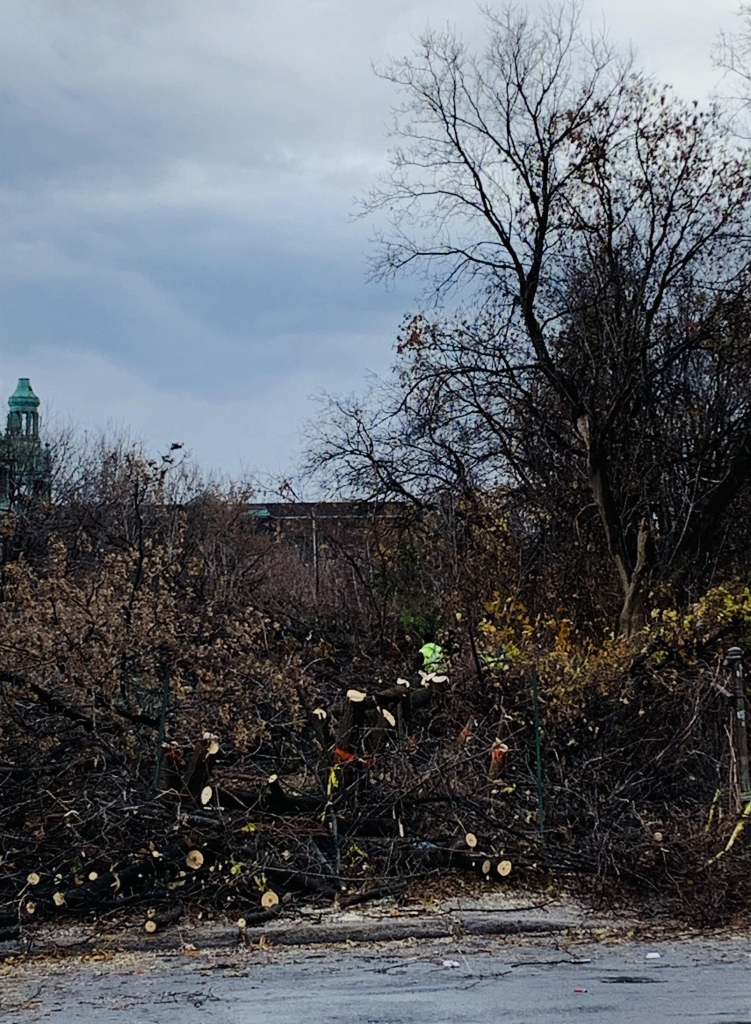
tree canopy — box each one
[312,1,751,634]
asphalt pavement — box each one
[1,932,750,1023]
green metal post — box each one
[531,668,545,838]
[153,668,171,792]
[724,647,751,851]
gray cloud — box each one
[0,0,740,475]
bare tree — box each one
[715,3,751,135]
[312,1,751,634]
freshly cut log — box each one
[489,743,509,780]
[143,905,183,934]
[182,737,215,799]
[264,865,339,899]
[56,839,192,909]
[203,733,220,756]
[265,775,323,814]
[337,691,368,760]
[237,907,281,928]
[186,849,205,870]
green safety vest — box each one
[420,642,445,670]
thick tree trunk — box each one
[618,570,646,636]
[577,416,650,636]
[616,518,650,635]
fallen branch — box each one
[339,881,407,908]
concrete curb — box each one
[8,911,625,956]
[240,913,586,947]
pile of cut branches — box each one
[1,451,750,935]
[2,635,749,938]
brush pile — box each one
[2,616,749,939]
[1,451,750,941]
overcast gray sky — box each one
[0,0,740,476]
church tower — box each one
[7,378,40,438]
[0,378,50,511]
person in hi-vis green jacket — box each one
[419,641,446,672]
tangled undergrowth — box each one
[0,447,749,942]
[1,518,750,941]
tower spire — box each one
[7,378,40,437]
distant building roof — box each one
[246,501,406,520]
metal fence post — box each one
[723,647,751,850]
[531,668,545,838]
[153,667,171,792]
